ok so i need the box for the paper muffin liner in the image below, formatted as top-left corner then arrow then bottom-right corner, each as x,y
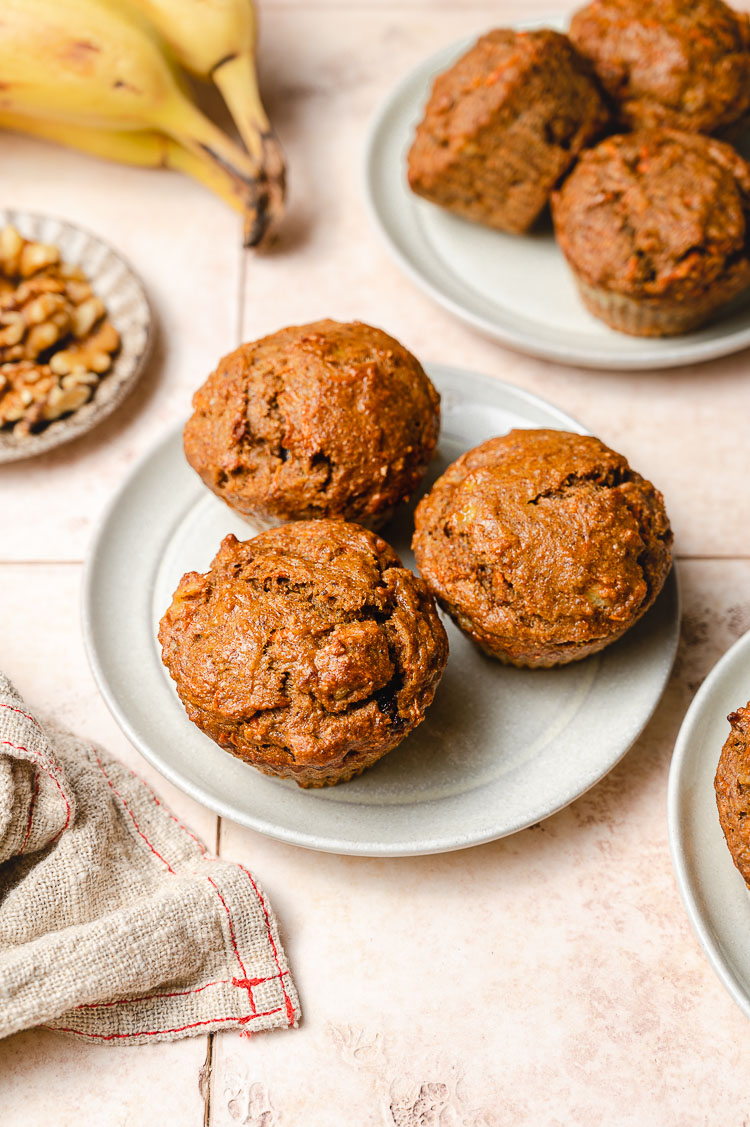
575,279 -> 738,338
0,210 -> 152,464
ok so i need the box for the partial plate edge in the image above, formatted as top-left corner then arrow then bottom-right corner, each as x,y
667,627 -> 750,1020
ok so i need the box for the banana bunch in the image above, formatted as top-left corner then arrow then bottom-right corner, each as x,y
0,0 -> 285,246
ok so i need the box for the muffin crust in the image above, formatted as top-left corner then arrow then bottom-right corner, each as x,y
716,704 -> 750,886
407,29 -> 609,234
570,0 -> 750,136
412,429 -> 672,668
184,320 -> 440,529
159,521 -> 449,787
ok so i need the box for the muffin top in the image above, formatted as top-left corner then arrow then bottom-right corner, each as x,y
410,28 -> 608,163
715,704 -> 750,886
183,319 -> 440,528
570,0 -> 750,135
552,130 -> 750,301
412,429 -> 672,665
158,521 -> 448,778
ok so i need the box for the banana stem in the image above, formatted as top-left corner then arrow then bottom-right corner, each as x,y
0,111 -> 247,220
212,52 -> 286,230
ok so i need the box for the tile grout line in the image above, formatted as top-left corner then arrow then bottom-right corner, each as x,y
236,234 -> 248,348
201,240 -> 248,1127
202,1035 -> 214,1127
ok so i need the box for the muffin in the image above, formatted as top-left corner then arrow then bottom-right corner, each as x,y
158,520 -> 449,787
570,0 -> 750,137
407,29 -> 610,235
552,130 -> 750,336
184,320 -> 440,529
412,429 -> 672,668
716,703 -> 750,886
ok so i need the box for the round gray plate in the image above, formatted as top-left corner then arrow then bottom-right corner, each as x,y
0,209 -> 152,463
364,22 -> 750,370
83,365 -> 680,856
669,629 -> 750,1019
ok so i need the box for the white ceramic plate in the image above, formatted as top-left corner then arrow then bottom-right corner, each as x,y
0,209 -> 152,463
83,365 -> 680,856
669,629 -> 750,1019
364,24 -> 750,370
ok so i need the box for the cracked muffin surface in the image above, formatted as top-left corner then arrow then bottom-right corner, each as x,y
158,520 -> 449,787
407,28 -> 610,234
551,130 -> 750,335
569,0 -> 750,137
183,319 -> 440,529
412,429 -> 672,668
715,704 -> 750,886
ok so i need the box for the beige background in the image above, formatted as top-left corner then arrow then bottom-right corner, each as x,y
1,1 -> 750,1123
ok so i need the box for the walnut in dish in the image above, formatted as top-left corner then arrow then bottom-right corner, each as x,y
0,226 -> 120,434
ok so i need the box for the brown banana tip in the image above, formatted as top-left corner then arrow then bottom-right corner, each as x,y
243,173 -> 286,248
243,191 -> 271,248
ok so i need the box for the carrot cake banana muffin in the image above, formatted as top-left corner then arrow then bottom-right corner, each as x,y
570,0 -> 750,137
412,429 -> 672,668
552,130 -> 750,336
159,520 -> 449,788
407,28 -> 610,235
716,703 -> 750,886
184,320 -> 440,530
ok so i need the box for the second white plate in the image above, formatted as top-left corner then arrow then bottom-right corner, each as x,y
83,365 -> 680,855
364,25 -> 750,370
669,629 -> 750,1020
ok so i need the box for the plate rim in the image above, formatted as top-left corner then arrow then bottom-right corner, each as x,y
0,208 -> 153,463
667,626 -> 750,1020
362,30 -> 750,372
82,364 -> 681,855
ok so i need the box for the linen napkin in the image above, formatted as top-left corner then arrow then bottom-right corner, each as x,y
0,672 -> 299,1044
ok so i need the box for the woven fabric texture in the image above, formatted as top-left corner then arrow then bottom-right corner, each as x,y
0,673 -> 300,1045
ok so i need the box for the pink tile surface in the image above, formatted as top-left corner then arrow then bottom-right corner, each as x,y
0,1031 -> 208,1127
0,1 -> 749,1123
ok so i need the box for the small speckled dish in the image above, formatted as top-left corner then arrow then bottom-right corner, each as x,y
0,209 -> 152,463
83,366 -> 680,856
669,629 -> 750,1020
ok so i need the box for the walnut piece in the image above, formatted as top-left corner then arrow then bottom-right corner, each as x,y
50,321 -> 120,375
0,362 -> 56,429
0,225 -> 120,435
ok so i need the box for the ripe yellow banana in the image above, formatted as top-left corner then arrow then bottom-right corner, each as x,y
0,0 -> 274,244
122,0 -> 285,219
0,111 -> 246,218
